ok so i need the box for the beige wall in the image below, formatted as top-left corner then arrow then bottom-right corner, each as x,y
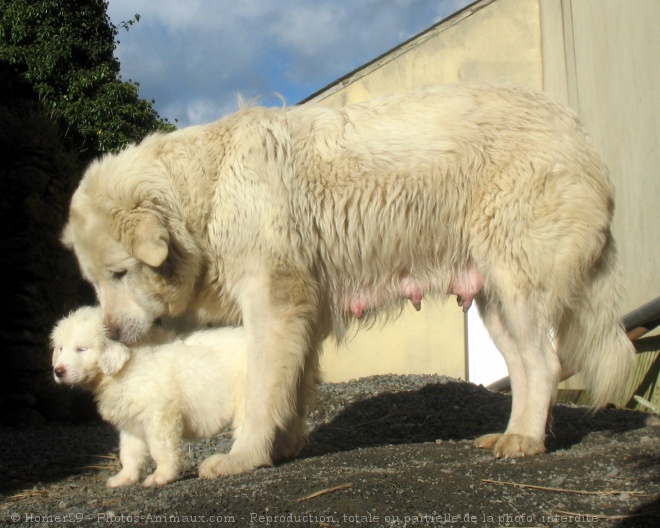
322,303 -> 466,382
306,0 -> 544,107
315,0 -> 660,382
540,0 -> 660,314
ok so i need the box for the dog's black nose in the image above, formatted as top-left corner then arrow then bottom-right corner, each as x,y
54,367 -> 66,379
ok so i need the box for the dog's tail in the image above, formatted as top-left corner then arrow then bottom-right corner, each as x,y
555,233 -> 635,408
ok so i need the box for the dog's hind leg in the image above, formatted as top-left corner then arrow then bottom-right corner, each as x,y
474,294 -> 560,457
107,430 -> 148,487
474,296 -> 526,451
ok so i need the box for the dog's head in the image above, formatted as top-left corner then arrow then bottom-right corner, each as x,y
51,306 -> 132,387
62,146 -> 203,344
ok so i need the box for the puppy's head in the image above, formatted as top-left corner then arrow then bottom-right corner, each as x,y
62,147 -> 203,345
51,306 -> 131,387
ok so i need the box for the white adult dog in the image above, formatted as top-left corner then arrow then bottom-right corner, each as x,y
51,306 -> 247,487
62,82 -> 634,477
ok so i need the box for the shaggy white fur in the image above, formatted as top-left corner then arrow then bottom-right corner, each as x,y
62,82 -> 634,476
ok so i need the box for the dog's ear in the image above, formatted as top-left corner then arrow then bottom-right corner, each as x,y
116,210 -> 170,268
99,341 -> 131,375
132,213 -> 170,267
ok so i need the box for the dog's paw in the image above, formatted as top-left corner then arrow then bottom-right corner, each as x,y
107,471 -> 140,488
143,471 -> 177,487
493,433 -> 545,458
198,453 -> 269,479
272,430 -> 307,462
474,433 -> 502,450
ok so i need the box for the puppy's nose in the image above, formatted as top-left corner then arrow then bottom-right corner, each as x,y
53,366 -> 66,380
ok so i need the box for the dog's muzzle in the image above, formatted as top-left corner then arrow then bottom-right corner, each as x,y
53,366 -> 66,382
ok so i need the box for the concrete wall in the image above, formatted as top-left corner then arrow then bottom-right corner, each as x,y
540,0 -> 660,314
314,0 -> 660,382
306,0 -> 544,105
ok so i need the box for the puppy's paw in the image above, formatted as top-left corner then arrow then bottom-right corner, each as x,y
198,453 -> 269,479
493,433 -> 545,458
143,471 -> 177,487
107,471 -> 140,488
474,433 -> 502,450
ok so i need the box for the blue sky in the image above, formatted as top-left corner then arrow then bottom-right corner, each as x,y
107,0 -> 472,127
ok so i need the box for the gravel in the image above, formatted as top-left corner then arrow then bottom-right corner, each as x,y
1,374 -> 658,527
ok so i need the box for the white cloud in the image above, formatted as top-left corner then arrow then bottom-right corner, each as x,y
163,97 -> 236,127
107,0 -> 471,127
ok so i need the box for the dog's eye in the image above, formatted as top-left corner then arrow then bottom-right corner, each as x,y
76,347 -> 88,353
112,270 -> 127,281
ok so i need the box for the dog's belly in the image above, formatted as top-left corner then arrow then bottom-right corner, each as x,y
345,266 -> 483,318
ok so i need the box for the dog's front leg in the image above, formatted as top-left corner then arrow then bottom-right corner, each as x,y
107,430 -> 148,487
143,407 -> 183,486
199,268 -> 320,478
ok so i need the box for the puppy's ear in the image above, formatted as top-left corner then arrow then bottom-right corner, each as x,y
116,210 -> 170,267
49,330 -> 61,364
99,341 -> 131,375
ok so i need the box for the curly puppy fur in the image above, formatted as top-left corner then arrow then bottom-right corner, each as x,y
51,306 -> 247,486
62,82 -> 634,475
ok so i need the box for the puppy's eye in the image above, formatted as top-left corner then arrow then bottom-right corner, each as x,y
76,347 -> 88,353
112,270 -> 127,281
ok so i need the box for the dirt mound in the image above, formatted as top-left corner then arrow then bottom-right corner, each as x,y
1,375 -> 658,527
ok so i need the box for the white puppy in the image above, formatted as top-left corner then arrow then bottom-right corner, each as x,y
51,306 -> 247,487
